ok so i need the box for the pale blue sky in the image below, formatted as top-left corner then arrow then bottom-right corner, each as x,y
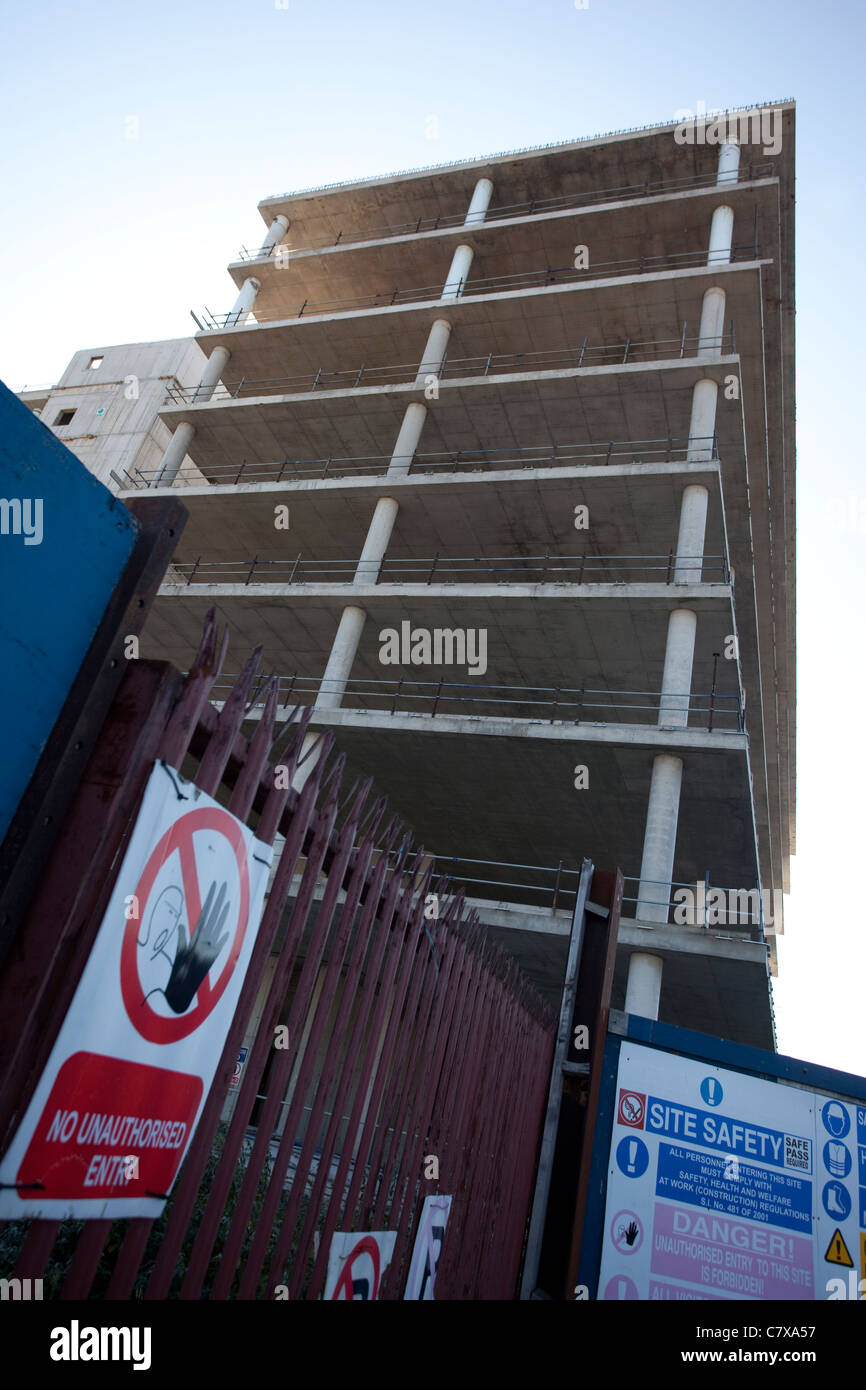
3,0 -> 864,1072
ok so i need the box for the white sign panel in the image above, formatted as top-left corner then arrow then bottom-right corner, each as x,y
404,1195 -> 452,1300
598,1043 -> 866,1301
325,1232 -> 398,1300
0,761 -> 272,1220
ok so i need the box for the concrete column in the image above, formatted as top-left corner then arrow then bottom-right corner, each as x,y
297,313 -> 442,788
155,422 -> 196,487
154,346 -> 233,485
624,952 -> 664,1020
414,317 -> 452,385
192,346 -> 231,403
686,378 -> 719,461
441,243 -> 474,301
717,141 -> 741,185
317,605 -> 367,709
226,276 -> 261,327
464,177 -> 494,226
261,213 -> 290,254
388,401 -> 428,476
658,609 -> 697,728
635,753 -> 683,922
355,497 -> 399,583
674,485 -> 709,583
707,205 -> 734,265
697,287 -> 726,357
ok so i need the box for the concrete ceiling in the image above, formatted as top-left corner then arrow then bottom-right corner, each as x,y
229,179 -> 778,316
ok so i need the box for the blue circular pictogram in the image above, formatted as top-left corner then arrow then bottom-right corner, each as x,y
616,1135 -> 649,1178
822,1180 -> 851,1221
700,1076 -> 723,1107
821,1101 -> 850,1139
823,1140 -> 852,1179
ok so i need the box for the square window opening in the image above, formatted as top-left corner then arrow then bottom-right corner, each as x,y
87,355 -> 104,370
55,408 -> 76,427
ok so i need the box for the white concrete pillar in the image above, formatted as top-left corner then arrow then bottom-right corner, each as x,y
707,205 -> 735,265
464,177 -> 494,226
697,287 -> 727,357
388,401 -> 428,476
441,243 -> 474,301
674,485 -> 709,584
658,609 -> 697,728
355,497 -> 399,583
624,952 -> 664,1020
192,345 -> 231,402
155,422 -> 196,487
317,605 -> 367,709
635,753 -> 683,922
686,378 -> 719,461
226,276 -> 261,327
261,213 -> 290,254
717,141 -> 740,185
296,320 -> 440,786
414,317 -> 452,386
154,345 -> 233,485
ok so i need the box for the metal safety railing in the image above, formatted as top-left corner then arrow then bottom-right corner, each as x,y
124,434 -> 720,488
386,855 -> 766,934
163,328 -> 737,405
621,874 -> 769,934
235,163 -> 775,259
210,671 -> 744,732
206,244 -> 759,328
165,550 -> 732,587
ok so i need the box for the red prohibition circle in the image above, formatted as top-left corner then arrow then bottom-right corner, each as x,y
331,1236 -> 382,1301
120,807 -> 250,1044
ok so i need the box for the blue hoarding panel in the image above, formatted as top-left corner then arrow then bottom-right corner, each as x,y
0,380 -> 138,840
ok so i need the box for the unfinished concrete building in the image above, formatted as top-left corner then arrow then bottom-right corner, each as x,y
123,105 -> 796,1050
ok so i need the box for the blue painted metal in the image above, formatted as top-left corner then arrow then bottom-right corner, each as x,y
577,1015 -> 866,1297
0,380 -> 138,841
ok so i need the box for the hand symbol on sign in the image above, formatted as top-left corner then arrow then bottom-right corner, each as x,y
624,1221 -> 639,1247
164,879 -> 231,1014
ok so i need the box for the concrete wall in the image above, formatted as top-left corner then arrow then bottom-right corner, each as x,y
34,338 -> 208,491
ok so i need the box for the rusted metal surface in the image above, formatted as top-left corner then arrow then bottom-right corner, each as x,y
0,612 -> 555,1299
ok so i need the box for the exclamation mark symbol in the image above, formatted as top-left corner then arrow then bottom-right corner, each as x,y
707,1079 -> 717,1103
833,1235 -> 841,1261
617,1279 -> 627,1299
627,1141 -> 637,1174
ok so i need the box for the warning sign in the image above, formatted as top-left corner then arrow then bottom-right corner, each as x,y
618,1090 -> 645,1129
598,1042 -> 866,1301
325,1233 -> 397,1300
120,805 -> 254,1044
0,762 -> 272,1220
229,1046 -> 248,1090
824,1228 -> 853,1267
404,1195 -> 452,1300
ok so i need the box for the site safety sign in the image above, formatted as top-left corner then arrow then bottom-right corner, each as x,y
0,761 -> 272,1219
597,1043 -> 866,1300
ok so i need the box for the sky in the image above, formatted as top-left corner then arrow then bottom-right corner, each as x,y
2,0 -> 864,1075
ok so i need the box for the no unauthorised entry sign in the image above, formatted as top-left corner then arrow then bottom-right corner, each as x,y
0,762 -> 272,1220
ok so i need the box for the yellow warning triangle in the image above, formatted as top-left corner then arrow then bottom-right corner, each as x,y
824,1228 -> 854,1267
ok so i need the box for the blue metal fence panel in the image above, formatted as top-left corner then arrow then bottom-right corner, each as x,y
0,380 -> 138,840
